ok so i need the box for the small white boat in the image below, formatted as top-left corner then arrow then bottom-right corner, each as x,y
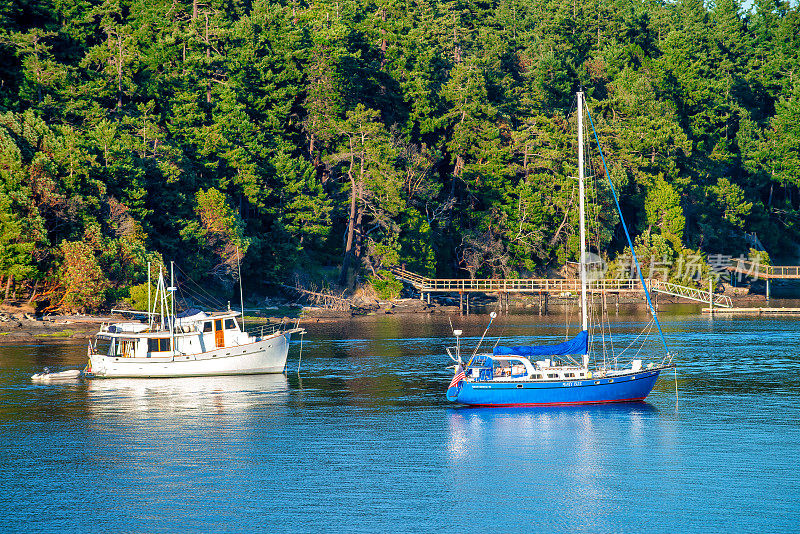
86,263 -> 304,378
31,368 -> 82,382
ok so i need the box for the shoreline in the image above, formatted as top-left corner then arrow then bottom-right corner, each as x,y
0,290 -> 772,344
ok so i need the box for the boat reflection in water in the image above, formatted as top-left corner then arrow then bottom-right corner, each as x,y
446,402 -> 658,463
444,403 -> 666,531
85,373 -> 290,418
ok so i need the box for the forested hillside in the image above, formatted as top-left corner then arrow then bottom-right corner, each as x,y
1,0 -> 799,310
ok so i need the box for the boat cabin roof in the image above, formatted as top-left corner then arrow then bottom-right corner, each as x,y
97,310 -> 242,339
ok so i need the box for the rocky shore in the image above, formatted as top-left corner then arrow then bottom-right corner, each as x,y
0,309 -> 102,343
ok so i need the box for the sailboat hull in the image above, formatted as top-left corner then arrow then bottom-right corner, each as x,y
449,369 -> 664,407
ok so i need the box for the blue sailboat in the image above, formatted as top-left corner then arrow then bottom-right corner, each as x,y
446,91 -> 674,407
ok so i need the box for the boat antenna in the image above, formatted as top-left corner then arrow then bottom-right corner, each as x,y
584,103 -> 670,356
237,246 -> 245,330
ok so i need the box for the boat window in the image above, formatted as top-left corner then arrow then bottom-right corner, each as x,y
547,373 -> 558,379
224,318 -> 238,330
121,339 -> 135,357
148,338 -> 172,352
203,322 -> 212,333
493,364 -> 512,377
565,373 -> 575,378
214,319 -> 223,331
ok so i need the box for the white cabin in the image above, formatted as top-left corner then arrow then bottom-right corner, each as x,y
97,310 -> 254,359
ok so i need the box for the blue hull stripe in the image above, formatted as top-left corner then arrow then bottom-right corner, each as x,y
452,370 -> 663,406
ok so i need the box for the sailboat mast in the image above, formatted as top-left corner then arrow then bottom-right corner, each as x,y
159,266 -> 165,330
577,92 -> 589,337
237,247 -> 244,330
170,261 -> 175,354
147,261 -> 151,329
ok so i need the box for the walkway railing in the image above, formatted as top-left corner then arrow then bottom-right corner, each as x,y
391,268 -> 426,286
648,279 -> 732,308
389,267 -> 728,306
728,259 -> 800,279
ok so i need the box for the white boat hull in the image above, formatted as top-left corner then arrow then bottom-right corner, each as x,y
88,331 -> 293,378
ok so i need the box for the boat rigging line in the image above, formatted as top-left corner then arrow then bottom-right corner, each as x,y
465,311 -> 497,369
585,104 -> 671,359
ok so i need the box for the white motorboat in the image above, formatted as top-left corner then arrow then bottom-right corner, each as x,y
86,263 -> 303,378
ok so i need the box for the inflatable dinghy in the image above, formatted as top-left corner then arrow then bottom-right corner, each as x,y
31,368 -> 82,382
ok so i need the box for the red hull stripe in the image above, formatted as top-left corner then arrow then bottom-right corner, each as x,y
463,396 -> 646,407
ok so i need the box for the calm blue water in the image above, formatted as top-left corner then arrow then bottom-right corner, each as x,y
1,310 -> 799,533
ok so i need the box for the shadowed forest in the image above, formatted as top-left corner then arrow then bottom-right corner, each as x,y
1,0 -> 799,310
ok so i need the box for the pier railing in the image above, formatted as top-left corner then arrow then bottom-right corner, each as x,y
415,277 -> 646,293
390,268 -> 729,307
728,259 -> 800,279
649,279 -> 732,308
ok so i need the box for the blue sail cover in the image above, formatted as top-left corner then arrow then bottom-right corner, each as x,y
493,330 -> 588,357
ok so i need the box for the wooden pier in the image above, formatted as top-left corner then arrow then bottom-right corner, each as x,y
727,258 -> 800,300
390,267 -> 732,314
728,259 -> 800,279
385,256 -> 800,314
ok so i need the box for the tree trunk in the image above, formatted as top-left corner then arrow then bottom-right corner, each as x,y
768,181 -> 773,208
4,275 -> 13,301
27,279 -> 39,303
380,7 -> 387,69
117,33 -> 123,111
353,178 -> 365,258
339,146 -> 359,287
205,14 -> 212,104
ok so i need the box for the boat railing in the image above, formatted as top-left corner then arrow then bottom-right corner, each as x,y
446,346 -> 458,362
243,322 -> 285,339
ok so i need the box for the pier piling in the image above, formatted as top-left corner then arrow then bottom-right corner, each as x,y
709,278 -> 713,316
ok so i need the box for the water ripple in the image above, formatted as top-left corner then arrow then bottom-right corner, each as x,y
1,311 -> 799,532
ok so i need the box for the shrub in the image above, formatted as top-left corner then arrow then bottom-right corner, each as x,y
369,270 -> 403,300
58,240 -> 109,312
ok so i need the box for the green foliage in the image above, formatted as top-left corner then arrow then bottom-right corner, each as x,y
769,84 -> 800,188
0,0 -> 797,304
58,240 -> 109,312
368,269 -> 403,300
708,177 -> 753,228
35,329 -> 75,338
644,176 -> 685,239
0,190 -> 36,281
398,208 -> 436,277
126,281 -> 155,311
749,247 -> 771,267
181,187 -> 250,282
